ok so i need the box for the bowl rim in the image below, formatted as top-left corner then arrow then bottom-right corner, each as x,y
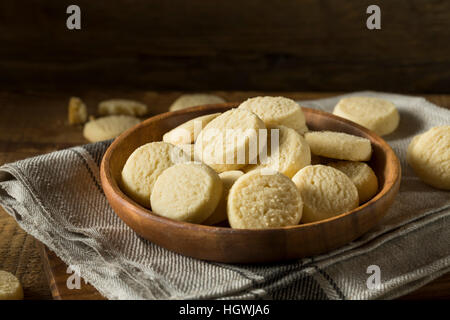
100,102 -> 401,235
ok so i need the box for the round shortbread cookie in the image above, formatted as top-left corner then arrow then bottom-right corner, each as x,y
304,131 -> 372,161
121,142 -> 189,207
83,115 -> 141,142
292,165 -> 359,223
227,169 -> 303,229
407,126 -> 450,190
98,99 -> 148,116
333,96 -> 399,136
244,125 -> 311,178
178,144 -> 195,161
203,170 -> 244,225
150,162 -> 223,223
238,96 -> 308,134
0,270 -> 24,300
310,154 -> 332,165
162,113 -> 220,145
328,161 -> 378,203
169,94 -> 226,112
194,109 -> 266,172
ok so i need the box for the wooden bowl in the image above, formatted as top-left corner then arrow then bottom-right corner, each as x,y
100,103 -> 401,263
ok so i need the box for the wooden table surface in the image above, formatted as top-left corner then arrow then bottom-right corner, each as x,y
0,90 -> 449,300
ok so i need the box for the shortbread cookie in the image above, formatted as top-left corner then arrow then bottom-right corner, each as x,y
121,142 -> 189,207
194,109 -> 266,172
304,131 -> 372,161
178,144 -> 195,161
162,113 -> 220,145
0,270 -> 24,300
68,97 -> 88,125
83,115 -> 140,142
203,170 -> 244,225
407,126 -> 450,190
150,163 -> 223,223
169,94 -> 226,112
333,96 -> 399,136
292,165 -> 359,223
238,96 -> 308,134
245,125 -> 311,178
329,161 -> 378,203
227,169 -> 303,229
98,99 -> 148,116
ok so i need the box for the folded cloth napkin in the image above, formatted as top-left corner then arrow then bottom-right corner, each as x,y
0,91 -> 449,300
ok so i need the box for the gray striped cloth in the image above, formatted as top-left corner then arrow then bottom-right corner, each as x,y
0,92 -> 449,300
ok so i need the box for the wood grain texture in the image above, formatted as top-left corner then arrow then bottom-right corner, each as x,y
0,90 -> 448,299
1,1 -> 450,92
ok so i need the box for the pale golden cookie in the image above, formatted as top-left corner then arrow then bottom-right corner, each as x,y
292,165 -> 359,223
150,162 -> 223,223
329,161 -> 378,203
304,131 -> 372,161
407,126 -> 450,190
121,142 -> 189,207
98,99 -> 148,116
203,170 -> 244,225
178,144 -> 195,161
333,96 -> 399,136
0,271 -> 24,300
68,97 -> 88,125
227,169 -> 303,229
238,96 -> 308,134
83,115 -> 140,142
244,125 -> 311,178
194,109 -> 266,172
162,113 -> 220,145
169,94 -> 226,112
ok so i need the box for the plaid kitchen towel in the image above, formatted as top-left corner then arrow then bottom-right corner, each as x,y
0,91 -> 449,300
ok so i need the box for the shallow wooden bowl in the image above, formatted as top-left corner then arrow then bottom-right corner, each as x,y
100,103 -> 401,263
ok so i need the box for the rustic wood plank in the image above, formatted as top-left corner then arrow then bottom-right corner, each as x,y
1,1 -> 450,92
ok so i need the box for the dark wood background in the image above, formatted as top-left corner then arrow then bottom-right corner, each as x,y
1,0 -> 450,92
